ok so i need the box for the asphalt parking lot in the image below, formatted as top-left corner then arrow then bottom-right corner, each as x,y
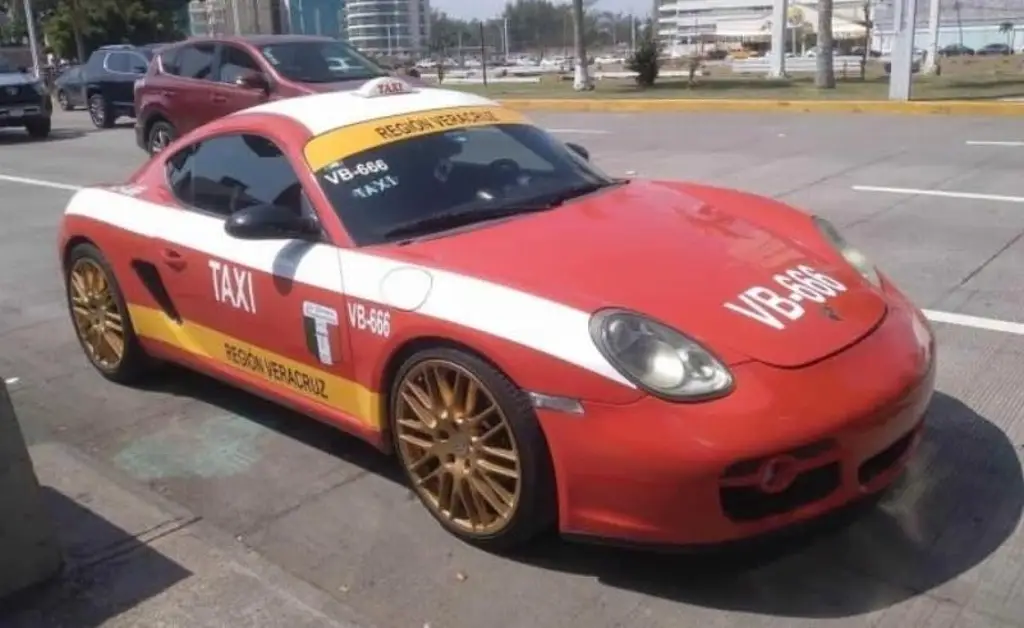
2,108 -> 1023,628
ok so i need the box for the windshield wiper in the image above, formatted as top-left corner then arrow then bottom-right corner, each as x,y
383,205 -> 556,241
511,180 -> 620,210
382,181 -> 620,241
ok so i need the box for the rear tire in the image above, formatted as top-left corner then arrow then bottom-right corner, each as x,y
65,243 -> 153,384
88,93 -> 114,129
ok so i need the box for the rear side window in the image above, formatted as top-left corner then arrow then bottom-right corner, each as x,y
158,47 -> 181,75
175,44 -> 216,80
104,52 -> 129,73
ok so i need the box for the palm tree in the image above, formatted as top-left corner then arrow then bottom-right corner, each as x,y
815,0 -> 836,88
571,0 -> 593,90
999,22 -> 1015,50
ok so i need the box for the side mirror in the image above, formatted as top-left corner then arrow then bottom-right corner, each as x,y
234,70 -> 270,92
17,66 -> 27,73
225,204 -> 319,240
566,142 -> 590,161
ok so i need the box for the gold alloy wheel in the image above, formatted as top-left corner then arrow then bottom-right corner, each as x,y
395,360 -> 522,535
69,258 -> 126,370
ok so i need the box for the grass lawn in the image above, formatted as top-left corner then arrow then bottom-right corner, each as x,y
445,56 -> 1024,101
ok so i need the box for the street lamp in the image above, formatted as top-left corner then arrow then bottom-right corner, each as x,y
21,0 -> 42,78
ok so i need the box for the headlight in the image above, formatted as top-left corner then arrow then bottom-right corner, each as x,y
590,309 -> 733,401
812,216 -> 881,287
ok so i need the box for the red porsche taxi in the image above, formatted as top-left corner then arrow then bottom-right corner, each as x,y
58,77 -> 936,551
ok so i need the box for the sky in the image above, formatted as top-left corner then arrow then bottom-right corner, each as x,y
431,0 -> 651,21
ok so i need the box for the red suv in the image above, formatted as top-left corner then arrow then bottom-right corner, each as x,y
134,34 -> 407,155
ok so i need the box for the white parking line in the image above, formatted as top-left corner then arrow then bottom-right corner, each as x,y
852,185 -> 1024,204
965,140 -> 1024,147
0,173 -> 82,192
2,170 -> 1024,338
923,310 -> 1024,336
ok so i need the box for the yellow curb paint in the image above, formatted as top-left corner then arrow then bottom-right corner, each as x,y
495,98 -> 1024,116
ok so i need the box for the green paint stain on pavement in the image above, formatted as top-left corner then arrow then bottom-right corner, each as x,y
113,414 -> 266,480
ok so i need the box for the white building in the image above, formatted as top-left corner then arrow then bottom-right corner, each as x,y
188,0 -> 279,36
657,0 -> 1024,54
346,0 -> 430,56
656,0 -> 871,51
872,0 -> 1023,52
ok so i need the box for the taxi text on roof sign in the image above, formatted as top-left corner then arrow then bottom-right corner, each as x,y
354,76 -> 418,98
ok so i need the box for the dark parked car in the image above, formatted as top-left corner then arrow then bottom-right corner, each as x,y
940,44 -> 975,56
84,43 -> 169,129
0,56 -> 53,139
133,34 -> 405,154
978,43 -> 1013,55
53,64 -> 87,110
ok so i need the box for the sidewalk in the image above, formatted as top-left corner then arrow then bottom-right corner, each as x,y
0,442 -> 374,628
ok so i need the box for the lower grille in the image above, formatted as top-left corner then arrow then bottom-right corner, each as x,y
0,84 -> 40,105
721,462 -> 841,521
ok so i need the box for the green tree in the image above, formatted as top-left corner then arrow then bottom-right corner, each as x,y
7,0 -> 186,62
999,21 -> 1015,49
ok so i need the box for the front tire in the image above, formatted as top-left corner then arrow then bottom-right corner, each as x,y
147,120 -> 176,155
390,347 -> 557,551
88,93 -> 114,129
65,243 -> 152,384
25,118 -> 51,139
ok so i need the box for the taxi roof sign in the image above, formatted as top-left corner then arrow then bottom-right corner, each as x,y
354,76 -> 417,98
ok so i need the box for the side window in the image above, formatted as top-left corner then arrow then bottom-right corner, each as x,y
167,144 -> 196,203
166,134 -> 305,218
159,48 -> 181,75
176,44 -> 216,81
217,46 -> 261,84
104,52 -> 129,73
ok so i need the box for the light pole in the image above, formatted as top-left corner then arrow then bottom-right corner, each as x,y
924,0 -> 941,73
22,0 -> 42,78
231,0 -> 243,34
503,17 -> 510,62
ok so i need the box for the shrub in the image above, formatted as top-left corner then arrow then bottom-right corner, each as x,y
627,38 -> 661,87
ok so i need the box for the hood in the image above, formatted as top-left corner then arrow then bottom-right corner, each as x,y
388,180 -> 887,369
0,72 -> 34,87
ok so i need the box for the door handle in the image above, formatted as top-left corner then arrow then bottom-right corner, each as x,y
161,248 -> 187,270
210,94 -> 227,103
160,89 -> 176,97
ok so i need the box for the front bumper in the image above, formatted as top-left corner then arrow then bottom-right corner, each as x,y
540,282 -> 936,547
0,91 -> 52,127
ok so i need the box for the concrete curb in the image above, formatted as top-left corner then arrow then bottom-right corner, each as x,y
497,98 -> 1024,116
17,442 -> 376,628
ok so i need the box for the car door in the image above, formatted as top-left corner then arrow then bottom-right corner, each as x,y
103,51 -> 147,110
155,132 -> 363,425
164,42 -> 219,134
207,44 -> 270,115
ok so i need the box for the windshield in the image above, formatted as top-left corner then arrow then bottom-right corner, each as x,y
0,57 -> 16,73
306,107 -> 616,246
259,40 -> 387,83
